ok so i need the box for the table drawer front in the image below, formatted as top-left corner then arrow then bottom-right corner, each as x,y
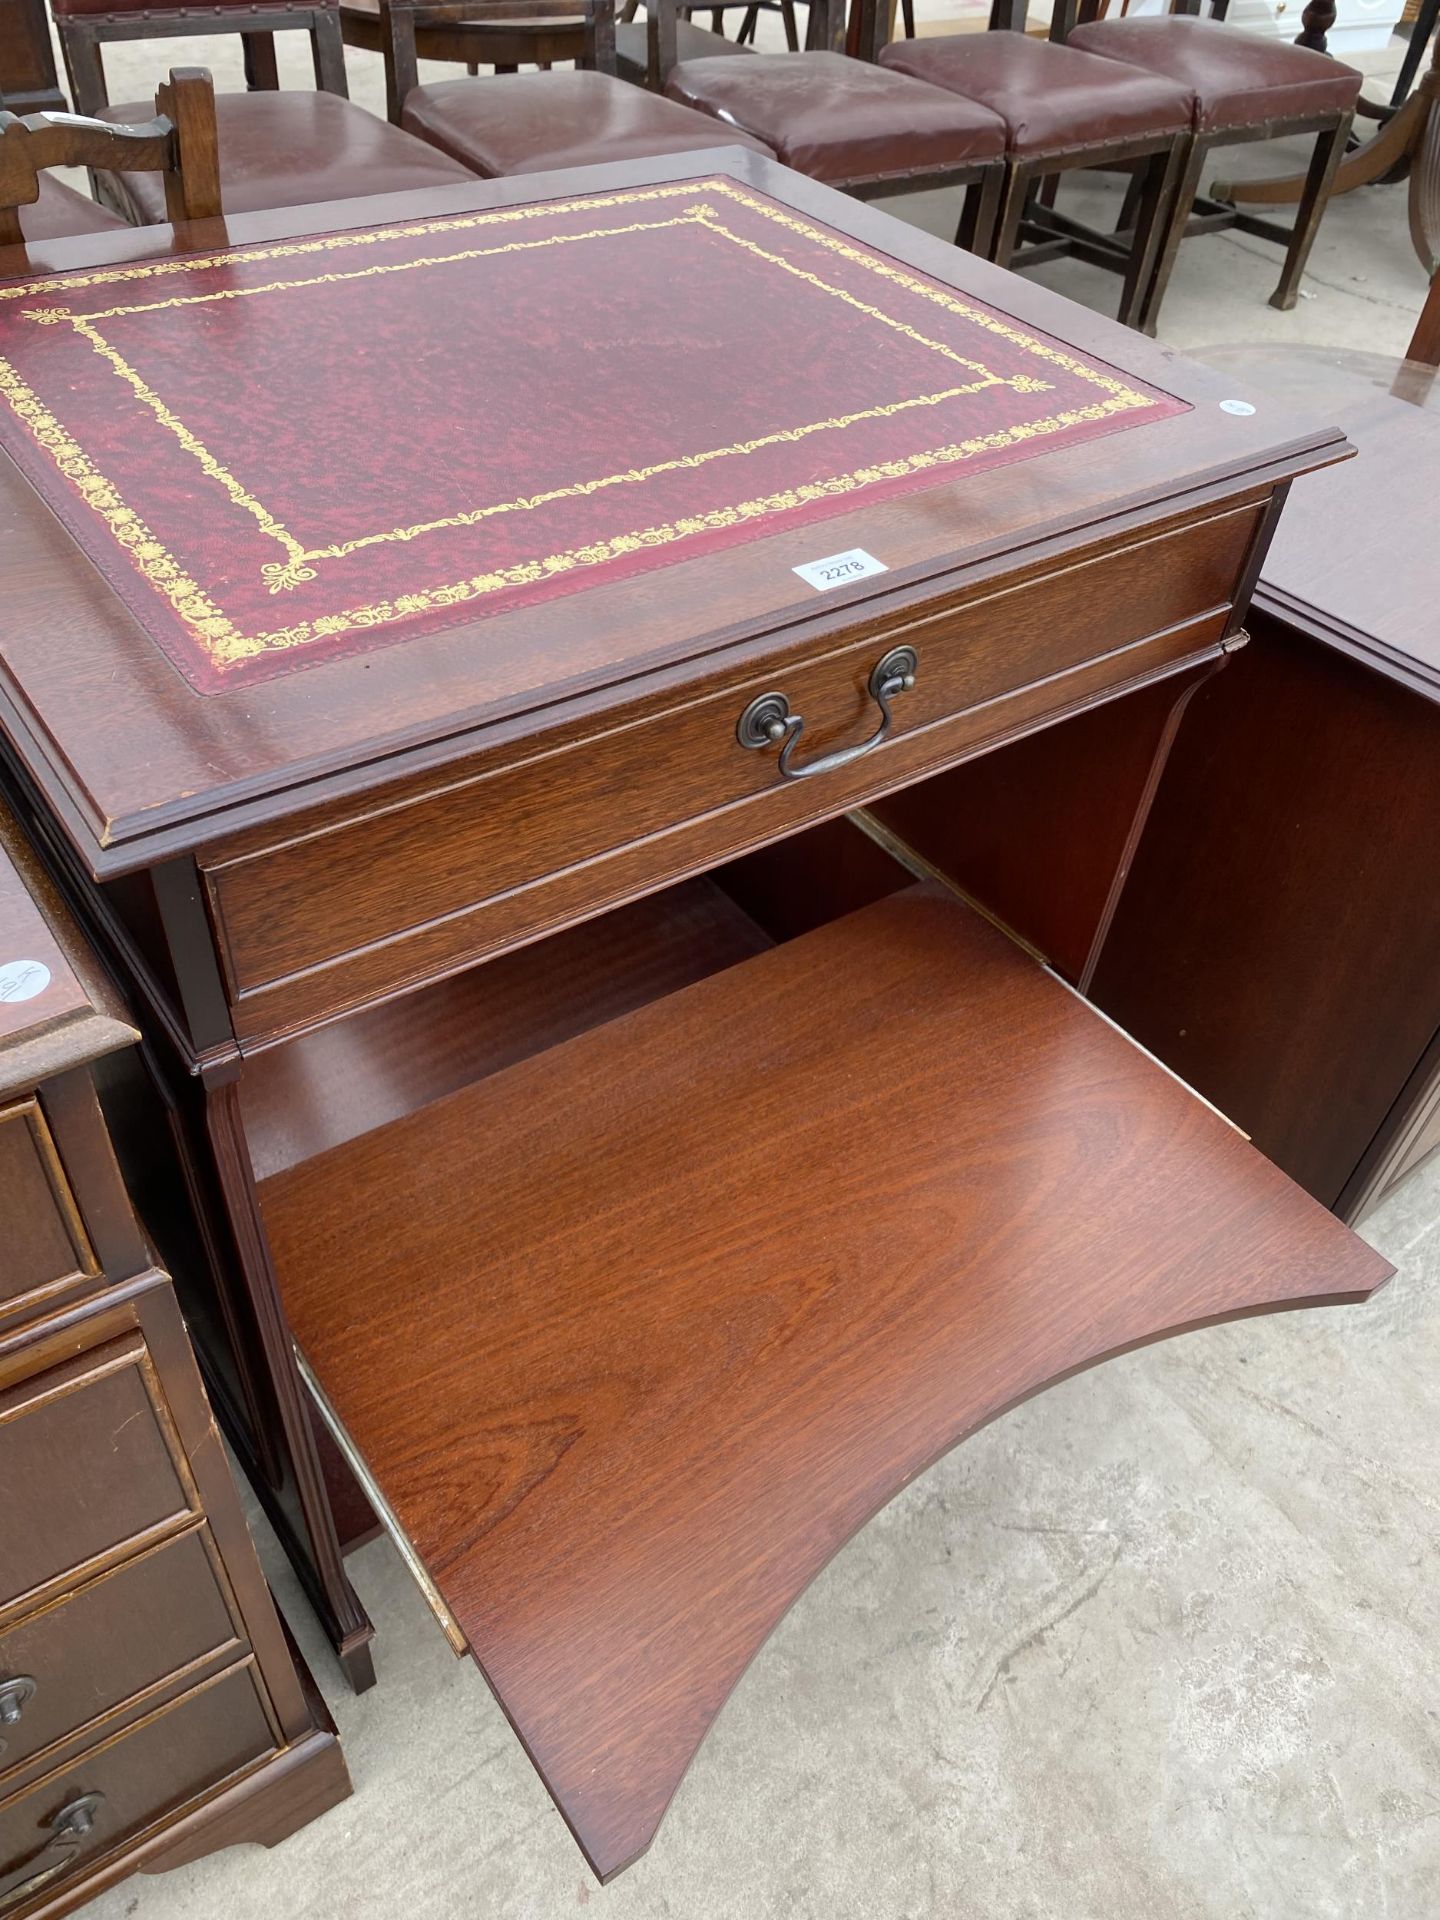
209,503 -> 1261,1040
0,1103 -> 96,1321
0,1662 -> 274,1910
0,1530 -> 241,1779
0,1336 -> 196,1615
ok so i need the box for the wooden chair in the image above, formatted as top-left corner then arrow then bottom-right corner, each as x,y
379,0 -> 775,174
616,0 -> 755,90
870,0 -> 1194,325
659,0 -> 1007,247
1062,0 -> 1360,325
49,0 -> 477,223
0,66 -> 220,249
1214,21 -> 1440,284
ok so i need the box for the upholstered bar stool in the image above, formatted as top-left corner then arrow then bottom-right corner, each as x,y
877,14 -> 1195,327
382,0 -> 775,173
661,0 -> 1007,248
1064,3 -> 1360,324
51,0 -> 477,223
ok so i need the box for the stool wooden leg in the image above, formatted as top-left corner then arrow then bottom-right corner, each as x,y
1136,133 -> 1207,336
1268,110 -> 1353,309
1118,138 -> 1185,330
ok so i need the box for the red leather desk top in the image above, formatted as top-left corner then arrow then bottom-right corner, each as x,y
0,178 -> 1185,694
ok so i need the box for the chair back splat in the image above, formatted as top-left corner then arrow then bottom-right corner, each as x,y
52,0 -> 350,116
380,0 -> 612,124
0,66 -> 221,249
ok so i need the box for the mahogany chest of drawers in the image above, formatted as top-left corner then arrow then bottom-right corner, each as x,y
0,809 -> 349,1917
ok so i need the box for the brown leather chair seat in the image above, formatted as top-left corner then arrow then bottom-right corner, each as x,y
401,69 -> 773,175
18,176 -> 129,242
97,89 -> 476,223
1065,15 -> 1361,132
879,33 -> 1195,155
664,50 -> 1006,186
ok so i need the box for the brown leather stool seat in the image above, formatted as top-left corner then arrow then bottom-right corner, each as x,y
879,32 -> 1194,327
402,69 -> 774,175
1065,15 -> 1361,132
879,33 -> 1195,156
18,176 -> 128,242
664,50 -> 1007,186
97,89 -> 476,223
1060,12 -> 1360,323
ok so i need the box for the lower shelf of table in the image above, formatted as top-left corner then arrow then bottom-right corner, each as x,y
253,815 -> 1389,1882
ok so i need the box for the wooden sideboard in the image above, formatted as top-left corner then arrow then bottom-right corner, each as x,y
0,151 -> 1392,1878
924,346 -> 1440,1223
0,807 -> 349,1917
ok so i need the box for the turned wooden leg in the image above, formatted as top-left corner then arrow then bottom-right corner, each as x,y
1269,111 -> 1353,309
1296,0 -> 1335,51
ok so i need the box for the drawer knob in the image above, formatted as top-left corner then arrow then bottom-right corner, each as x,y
737,646 -> 918,783
0,1677 -> 35,1726
0,1793 -> 103,1907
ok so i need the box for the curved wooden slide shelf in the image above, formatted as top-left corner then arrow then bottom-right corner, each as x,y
261,884 -> 1390,1881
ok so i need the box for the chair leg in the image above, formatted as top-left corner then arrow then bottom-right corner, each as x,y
901,0 -> 916,33
990,160 -> 1032,268
1135,134 -> 1207,337
1117,138 -> 1184,330
1115,160 -> 1147,238
956,163 -> 1005,258
780,0 -> 801,48
1268,110 -> 1353,310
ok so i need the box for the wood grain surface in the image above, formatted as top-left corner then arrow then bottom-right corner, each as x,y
0,150 -> 1349,876
261,884 -> 1390,1880
1202,343 -> 1440,697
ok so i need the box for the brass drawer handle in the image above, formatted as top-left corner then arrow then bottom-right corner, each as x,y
0,1793 -> 103,1908
737,646 -> 918,782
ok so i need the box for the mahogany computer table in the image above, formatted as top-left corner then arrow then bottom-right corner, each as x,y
0,149 -> 1389,1881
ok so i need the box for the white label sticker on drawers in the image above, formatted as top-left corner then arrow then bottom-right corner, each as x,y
793,548 -> 888,592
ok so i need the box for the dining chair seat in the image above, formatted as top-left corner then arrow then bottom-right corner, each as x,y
401,68 -> 772,176
19,175 -> 128,241
664,50 -> 1007,187
97,88 -> 475,223
1065,15 -> 1360,133
879,33 -> 1195,156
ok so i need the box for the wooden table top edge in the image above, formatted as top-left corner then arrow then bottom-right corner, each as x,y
0,149 -> 1356,878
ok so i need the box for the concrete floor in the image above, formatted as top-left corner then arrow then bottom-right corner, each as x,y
67,24 -> 1439,1920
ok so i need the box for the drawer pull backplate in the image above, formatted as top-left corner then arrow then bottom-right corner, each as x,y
737,646 -> 918,783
